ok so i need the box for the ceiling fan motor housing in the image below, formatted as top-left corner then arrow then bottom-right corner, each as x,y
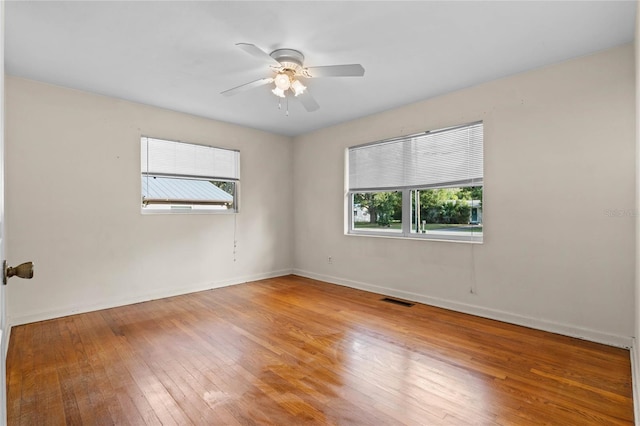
270,48 -> 305,74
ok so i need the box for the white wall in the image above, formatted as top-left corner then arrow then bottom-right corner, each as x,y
5,76 -> 293,325
293,44 -> 636,347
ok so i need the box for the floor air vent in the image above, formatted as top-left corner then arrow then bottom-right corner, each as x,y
380,297 -> 415,307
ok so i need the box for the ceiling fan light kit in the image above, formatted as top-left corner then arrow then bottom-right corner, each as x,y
221,43 -> 365,113
272,65 -> 307,98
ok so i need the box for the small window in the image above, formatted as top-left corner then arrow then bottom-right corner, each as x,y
141,137 -> 239,213
347,122 -> 483,242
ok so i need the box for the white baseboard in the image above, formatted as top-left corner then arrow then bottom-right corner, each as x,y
7,268 -> 293,327
631,339 -> 640,426
293,269 -> 633,349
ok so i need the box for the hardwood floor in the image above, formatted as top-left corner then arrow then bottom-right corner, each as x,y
6,275 -> 634,425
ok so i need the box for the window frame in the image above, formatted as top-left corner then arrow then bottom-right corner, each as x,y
140,136 -> 240,215
346,122 -> 483,243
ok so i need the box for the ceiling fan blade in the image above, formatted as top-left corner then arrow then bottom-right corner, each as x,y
221,78 -> 274,97
236,43 -> 281,67
305,64 -> 365,78
297,90 -> 320,112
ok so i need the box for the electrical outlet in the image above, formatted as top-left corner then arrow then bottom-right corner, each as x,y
328,256 -> 333,264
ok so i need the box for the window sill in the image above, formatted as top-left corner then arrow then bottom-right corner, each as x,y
141,208 -> 237,215
345,230 -> 483,244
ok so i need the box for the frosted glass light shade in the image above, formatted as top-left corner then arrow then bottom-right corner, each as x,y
271,87 -> 286,98
291,79 -> 306,96
274,73 -> 291,90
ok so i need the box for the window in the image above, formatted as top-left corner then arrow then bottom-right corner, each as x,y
347,122 -> 483,242
353,191 -> 403,233
141,137 -> 239,213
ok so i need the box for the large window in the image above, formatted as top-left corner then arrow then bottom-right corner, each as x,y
141,137 -> 240,213
348,122 -> 483,242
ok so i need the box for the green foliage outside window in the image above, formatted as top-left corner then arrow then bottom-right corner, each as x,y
354,187 -> 482,227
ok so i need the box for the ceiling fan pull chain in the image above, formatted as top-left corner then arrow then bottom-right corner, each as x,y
286,97 -> 289,117
278,98 -> 282,110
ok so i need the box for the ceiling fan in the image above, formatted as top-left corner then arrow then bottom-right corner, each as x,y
221,43 -> 365,112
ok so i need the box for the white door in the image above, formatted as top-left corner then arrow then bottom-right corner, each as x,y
0,5 -> 35,422
0,2 -> 7,423
0,1 -> 7,422
0,5 -> 35,421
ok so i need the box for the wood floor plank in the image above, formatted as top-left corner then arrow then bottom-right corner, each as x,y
6,275 -> 634,425
79,311 -> 150,425
6,326 -> 23,423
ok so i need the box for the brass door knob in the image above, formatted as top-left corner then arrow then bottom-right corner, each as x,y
3,261 -> 34,285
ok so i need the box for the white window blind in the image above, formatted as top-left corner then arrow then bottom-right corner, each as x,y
348,122 -> 483,191
141,137 -> 240,181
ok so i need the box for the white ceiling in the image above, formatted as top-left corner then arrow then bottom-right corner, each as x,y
5,1 -> 637,137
